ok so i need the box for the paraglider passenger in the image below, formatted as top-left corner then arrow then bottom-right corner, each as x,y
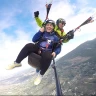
6,20 -> 61,85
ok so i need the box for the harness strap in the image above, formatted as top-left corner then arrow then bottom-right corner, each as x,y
39,47 -> 52,53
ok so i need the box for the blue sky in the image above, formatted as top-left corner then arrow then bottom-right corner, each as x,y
0,0 -> 96,78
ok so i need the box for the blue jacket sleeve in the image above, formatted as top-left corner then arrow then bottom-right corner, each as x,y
32,31 -> 43,42
54,45 -> 61,55
53,36 -> 61,55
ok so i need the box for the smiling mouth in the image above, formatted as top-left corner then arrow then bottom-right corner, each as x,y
47,28 -> 52,30
46,28 -> 53,31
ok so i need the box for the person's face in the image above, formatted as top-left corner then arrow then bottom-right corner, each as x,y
58,22 -> 65,29
45,23 -> 54,32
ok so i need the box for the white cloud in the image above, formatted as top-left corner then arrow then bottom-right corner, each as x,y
0,28 -> 33,77
48,1 -> 75,21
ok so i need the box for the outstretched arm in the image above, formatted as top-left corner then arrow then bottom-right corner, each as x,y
34,11 -> 43,27
62,30 -> 74,42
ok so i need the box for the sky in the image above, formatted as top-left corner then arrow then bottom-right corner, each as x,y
0,0 -> 96,78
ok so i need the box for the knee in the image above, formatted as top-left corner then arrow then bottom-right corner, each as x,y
24,43 -> 34,48
44,54 -> 52,60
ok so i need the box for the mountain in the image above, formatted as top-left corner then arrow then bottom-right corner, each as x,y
0,38 -> 96,95
56,38 -> 96,95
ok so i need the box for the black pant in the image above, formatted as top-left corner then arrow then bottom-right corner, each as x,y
15,43 -> 53,75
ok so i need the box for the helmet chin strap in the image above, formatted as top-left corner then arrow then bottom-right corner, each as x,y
57,25 -> 64,33
58,25 -> 63,30
59,27 -> 63,30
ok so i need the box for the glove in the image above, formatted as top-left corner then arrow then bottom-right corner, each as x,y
67,30 -> 74,39
41,20 -> 47,27
42,21 -> 46,27
34,11 -> 39,17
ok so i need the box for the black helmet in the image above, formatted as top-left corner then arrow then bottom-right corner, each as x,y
56,18 -> 66,26
45,20 -> 55,29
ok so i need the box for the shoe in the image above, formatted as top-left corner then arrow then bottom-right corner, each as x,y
36,69 -> 40,73
34,73 -> 43,85
5,62 -> 22,70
